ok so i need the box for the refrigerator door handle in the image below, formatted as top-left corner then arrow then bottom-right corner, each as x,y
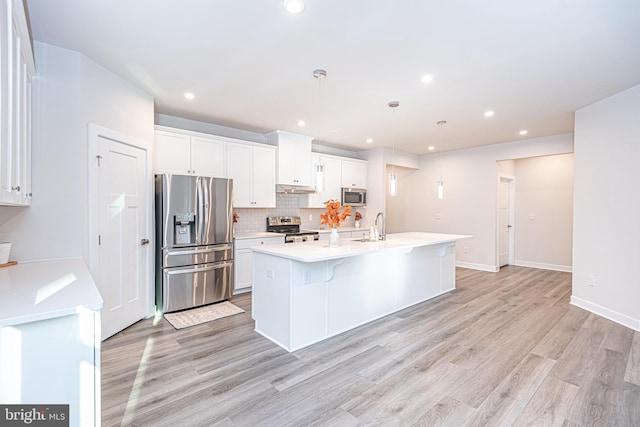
202,178 -> 210,244
196,176 -> 204,245
165,244 -> 233,256
165,261 -> 233,275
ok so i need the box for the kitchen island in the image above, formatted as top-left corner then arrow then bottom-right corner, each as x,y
251,232 -> 470,352
0,258 -> 103,426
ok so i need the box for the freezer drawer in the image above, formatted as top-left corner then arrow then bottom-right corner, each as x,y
162,260 -> 233,313
163,244 -> 233,268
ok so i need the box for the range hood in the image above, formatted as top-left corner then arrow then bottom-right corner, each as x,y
276,184 -> 317,194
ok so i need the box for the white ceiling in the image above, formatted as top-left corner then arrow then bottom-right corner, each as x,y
26,0 -> 640,154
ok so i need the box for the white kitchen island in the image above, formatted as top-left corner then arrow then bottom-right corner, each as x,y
0,258 -> 103,427
251,232 -> 470,352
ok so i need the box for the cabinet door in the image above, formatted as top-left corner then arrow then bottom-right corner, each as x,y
234,237 -> 282,293
234,248 -> 253,292
341,159 -> 368,189
226,143 -> 253,207
155,131 -> 191,174
252,145 -> 276,208
277,133 -> 312,186
308,155 -> 341,208
0,0 -> 10,203
191,136 -> 225,177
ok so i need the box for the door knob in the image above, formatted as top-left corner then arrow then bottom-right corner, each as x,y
141,238 -> 150,245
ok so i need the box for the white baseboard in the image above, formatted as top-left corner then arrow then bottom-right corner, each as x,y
571,295 -> 640,331
514,260 -> 572,272
456,261 -> 498,272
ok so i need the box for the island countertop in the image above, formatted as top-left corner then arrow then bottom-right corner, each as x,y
0,257 -> 104,327
250,231 -> 471,262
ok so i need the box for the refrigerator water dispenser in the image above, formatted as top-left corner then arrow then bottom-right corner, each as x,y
174,212 -> 196,245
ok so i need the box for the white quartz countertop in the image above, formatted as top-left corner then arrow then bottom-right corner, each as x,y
250,232 -> 472,262
0,258 -> 104,327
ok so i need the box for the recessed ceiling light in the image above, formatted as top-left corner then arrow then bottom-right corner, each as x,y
519,130 -> 528,135
420,74 -> 434,84
297,120 -> 305,127
184,92 -> 195,100
366,138 -> 373,144
484,110 -> 495,117
428,146 -> 435,151
284,0 -> 304,14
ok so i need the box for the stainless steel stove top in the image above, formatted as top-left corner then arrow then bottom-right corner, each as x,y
266,216 -> 319,243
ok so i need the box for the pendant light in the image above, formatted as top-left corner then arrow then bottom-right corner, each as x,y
436,120 -> 446,199
313,69 -> 327,192
388,101 -> 399,197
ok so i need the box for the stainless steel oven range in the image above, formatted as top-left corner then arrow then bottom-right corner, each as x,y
266,216 -> 320,243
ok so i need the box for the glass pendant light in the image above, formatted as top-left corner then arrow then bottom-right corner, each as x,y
388,101 -> 399,197
313,69 -> 327,192
437,120 -> 446,199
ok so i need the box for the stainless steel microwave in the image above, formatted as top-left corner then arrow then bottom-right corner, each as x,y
342,187 -> 366,207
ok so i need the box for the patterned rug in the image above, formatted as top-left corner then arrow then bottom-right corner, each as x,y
164,301 -> 245,329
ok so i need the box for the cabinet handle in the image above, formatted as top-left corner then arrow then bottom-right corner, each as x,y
141,238 -> 150,245
11,185 -> 20,192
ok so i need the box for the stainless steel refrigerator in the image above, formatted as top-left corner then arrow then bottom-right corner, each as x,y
155,174 -> 234,313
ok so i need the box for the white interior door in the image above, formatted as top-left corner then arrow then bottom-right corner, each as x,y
498,177 -> 514,267
89,125 -> 150,340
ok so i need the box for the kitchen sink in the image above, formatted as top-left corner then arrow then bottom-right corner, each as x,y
351,237 -> 381,243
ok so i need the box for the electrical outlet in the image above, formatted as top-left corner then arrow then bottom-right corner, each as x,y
529,213 -> 536,220
266,269 -> 274,279
463,246 -> 469,254
435,213 -> 442,220
588,275 -> 596,287
308,214 -> 313,221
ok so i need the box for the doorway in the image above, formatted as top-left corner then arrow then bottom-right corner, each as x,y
88,124 -> 152,339
498,175 -> 515,268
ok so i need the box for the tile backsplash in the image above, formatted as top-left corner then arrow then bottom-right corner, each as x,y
233,193 -> 368,232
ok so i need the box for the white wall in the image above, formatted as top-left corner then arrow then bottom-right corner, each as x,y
572,84 -> 640,331
0,43 -> 83,261
0,42 -> 154,262
513,154 -> 574,271
411,134 -> 574,271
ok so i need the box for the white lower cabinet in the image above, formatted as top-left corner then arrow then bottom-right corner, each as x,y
234,236 -> 282,293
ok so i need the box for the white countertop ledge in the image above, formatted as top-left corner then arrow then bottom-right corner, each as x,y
0,258 -> 104,327
251,232 -> 471,262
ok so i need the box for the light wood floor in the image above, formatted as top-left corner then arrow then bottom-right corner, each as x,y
102,266 -> 640,426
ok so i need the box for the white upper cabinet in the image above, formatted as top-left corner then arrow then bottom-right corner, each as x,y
266,130 -> 313,186
155,128 -> 225,177
0,0 -> 35,206
226,141 -> 275,208
341,158 -> 368,189
305,154 -> 342,208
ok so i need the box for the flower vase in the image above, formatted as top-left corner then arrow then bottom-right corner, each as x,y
329,227 -> 340,248
355,220 -> 360,228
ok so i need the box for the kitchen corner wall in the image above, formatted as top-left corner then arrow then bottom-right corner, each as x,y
0,42 -> 154,262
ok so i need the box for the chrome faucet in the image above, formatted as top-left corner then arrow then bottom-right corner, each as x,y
375,212 -> 386,241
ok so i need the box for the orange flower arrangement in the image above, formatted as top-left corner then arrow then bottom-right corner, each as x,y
320,199 -> 352,228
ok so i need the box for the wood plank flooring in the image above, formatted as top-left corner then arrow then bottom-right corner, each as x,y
102,266 -> 640,426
